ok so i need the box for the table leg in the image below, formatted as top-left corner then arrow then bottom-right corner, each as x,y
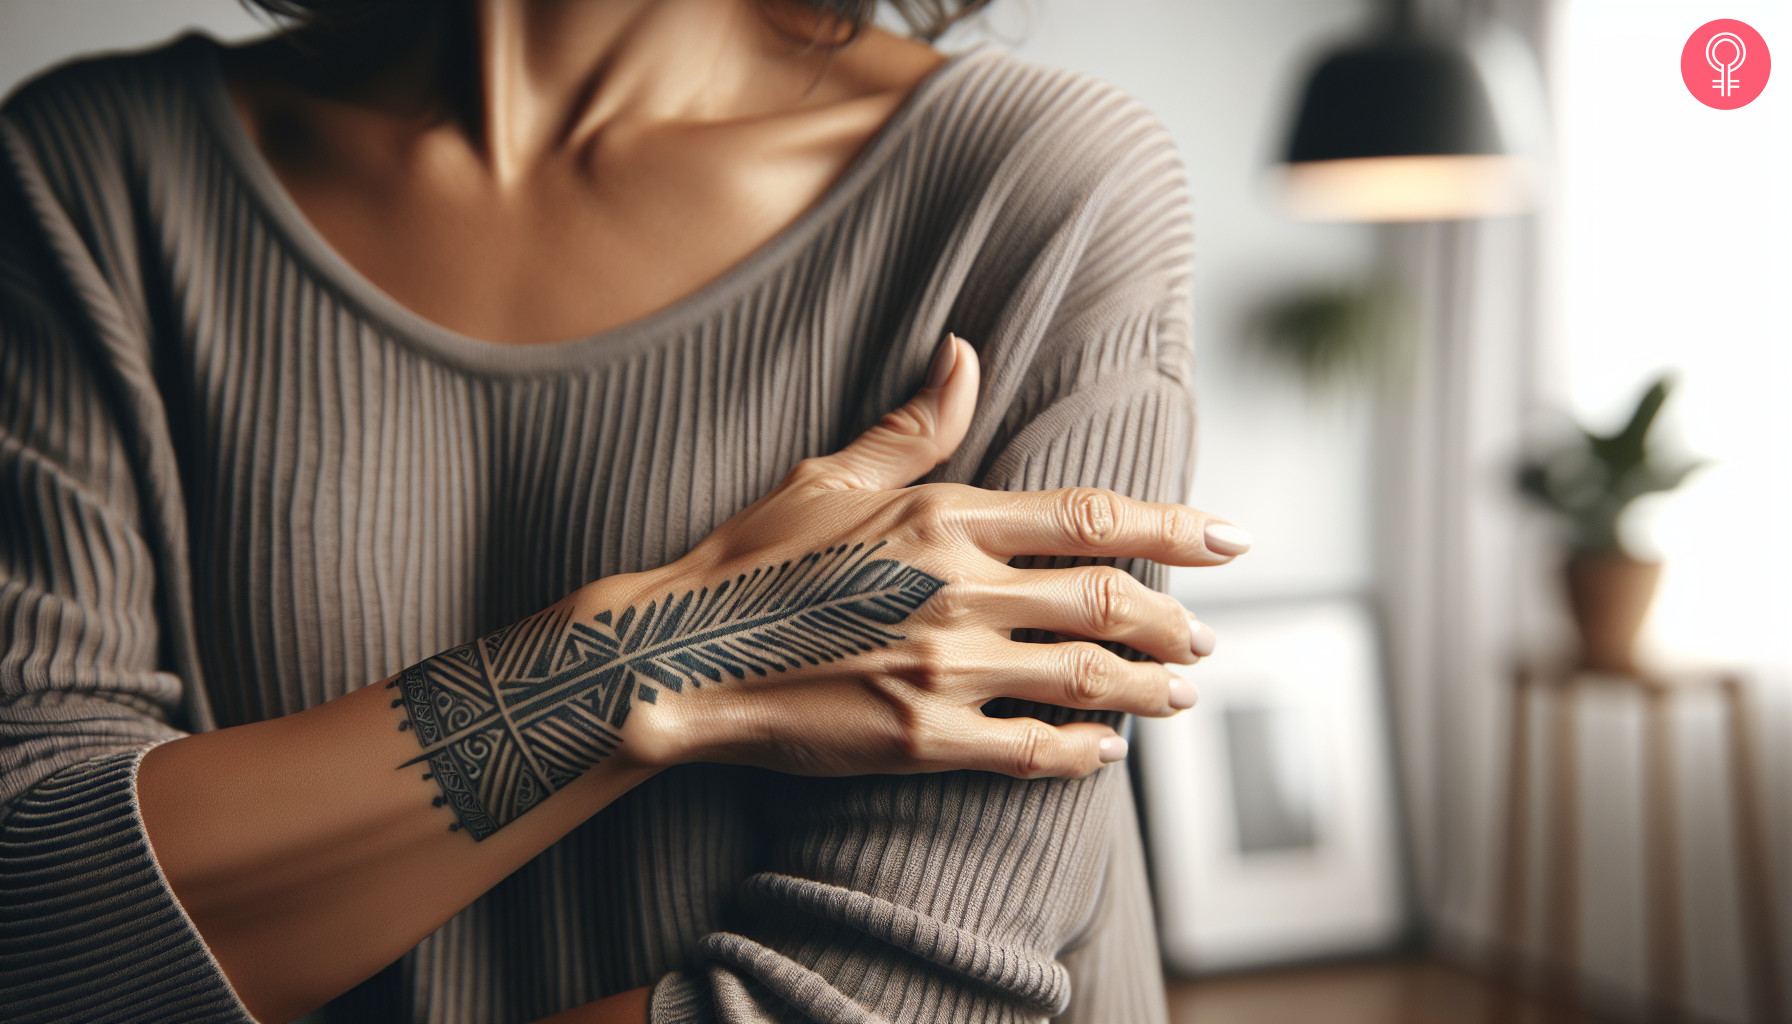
1725,677 -> 1784,1024
1645,684 -> 1685,1024
1492,670 -> 1535,1022
1546,679 -> 1581,1019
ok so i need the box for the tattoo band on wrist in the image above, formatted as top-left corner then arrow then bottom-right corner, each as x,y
388,541 -> 945,839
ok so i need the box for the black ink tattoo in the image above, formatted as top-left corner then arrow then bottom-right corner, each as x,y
390,541 -> 944,839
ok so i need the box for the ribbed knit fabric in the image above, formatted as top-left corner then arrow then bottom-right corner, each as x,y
0,31 -> 1194,1024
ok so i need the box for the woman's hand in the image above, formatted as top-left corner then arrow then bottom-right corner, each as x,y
122,332 -> 1238,1022
601,333 -> 1248,780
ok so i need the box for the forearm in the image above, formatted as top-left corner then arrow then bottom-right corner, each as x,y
122,333 -> 1208,1024
136,569 -> 669,1024
530,987 -> 651,1024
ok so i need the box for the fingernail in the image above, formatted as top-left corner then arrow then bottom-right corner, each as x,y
1168,676 -> 1198,710
1188,614 -> 1217,658
1204,522 -> 1253,556
1099,735 -> 1130,763
925,333 -> 959,389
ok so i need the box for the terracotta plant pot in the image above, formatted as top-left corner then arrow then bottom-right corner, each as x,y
1562,552 -> 1663,673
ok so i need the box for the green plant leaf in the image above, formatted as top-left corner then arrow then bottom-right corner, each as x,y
1243,280 -> 1412,393
1589,374 -> 1671,479
1515,370 -> 1702,561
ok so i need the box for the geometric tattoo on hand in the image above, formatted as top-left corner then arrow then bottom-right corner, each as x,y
389,541 -> 944,839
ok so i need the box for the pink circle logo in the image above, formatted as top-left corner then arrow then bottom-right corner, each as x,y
1682,20 -> 1770,109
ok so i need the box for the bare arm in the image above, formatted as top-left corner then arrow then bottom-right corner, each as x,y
128,336 -> 1232,1023
529,987 -> 651,1024
136,573 -> 667,1024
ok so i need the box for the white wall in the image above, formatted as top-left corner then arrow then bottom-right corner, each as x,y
1374,5 -> 1792,1023
1514,4 -> 1792,1019
957,1 -> 1381,607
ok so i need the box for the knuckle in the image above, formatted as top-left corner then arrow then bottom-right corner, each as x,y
1085,567 -> 1135,635
1161,607 -> 1188,655
1065,643 -> 1113,705
1062,487 -> 1121,548
905,639 -> 952,692
785,456 -> 830,486
1162,505 -> 1200,554
875,405 -> 934,441
920,580 -> 971,625
1011,721 -> 1058,778
914,663 -> 950,693
902,487 -> 957,541
895,723 -> 935,764
903,487 -> 960,534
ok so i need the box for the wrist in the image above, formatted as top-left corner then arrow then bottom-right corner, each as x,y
566,554 -> 719,771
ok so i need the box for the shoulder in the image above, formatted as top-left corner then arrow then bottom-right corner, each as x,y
2,31 -> 212,141
904,47 -> 1190,228
888,46 -> 1193,311
1,33 -> 224,311
890,48 -> 1194,349
1,31 -> 219,226
883,52 -> 1197,477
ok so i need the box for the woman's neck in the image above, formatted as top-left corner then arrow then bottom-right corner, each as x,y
218,0 -> 947,345
467,0 -> 847,187
277,0 -> 857,190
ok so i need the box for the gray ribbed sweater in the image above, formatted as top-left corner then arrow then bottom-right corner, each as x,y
0,31 -> 1195,1024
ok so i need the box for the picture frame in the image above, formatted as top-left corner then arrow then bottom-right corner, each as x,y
1136,597 -> 1407,973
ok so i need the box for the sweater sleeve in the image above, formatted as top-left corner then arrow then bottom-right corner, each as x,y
649,359 -> 1193,1024
0,113 -> 255,1024
650,97 -> 1196,1016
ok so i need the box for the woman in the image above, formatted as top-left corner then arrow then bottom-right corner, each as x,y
0,1 -> 1245,1021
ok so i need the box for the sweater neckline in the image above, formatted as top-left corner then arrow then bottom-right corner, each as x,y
179,32 -> 998,376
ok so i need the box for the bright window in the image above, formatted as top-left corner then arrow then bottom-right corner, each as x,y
1554,0 -> 1791,664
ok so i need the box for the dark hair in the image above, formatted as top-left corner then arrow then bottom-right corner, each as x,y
239,0 -> 991,45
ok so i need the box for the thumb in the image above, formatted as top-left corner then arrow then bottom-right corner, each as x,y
812,333 -> 980,491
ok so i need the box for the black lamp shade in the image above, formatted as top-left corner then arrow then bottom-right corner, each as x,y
1277,33 -> 1539,221
1285,36 -> 1506,163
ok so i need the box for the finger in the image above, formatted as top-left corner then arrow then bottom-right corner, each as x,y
933,716 -> 1127,780
805,333 -> 981,491
952,485 -> 1251,566
984,563 -> 1209,666
985,638 -> 1194,717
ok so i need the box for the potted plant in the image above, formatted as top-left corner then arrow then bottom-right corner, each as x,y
1244,277 -> 1415,396
1516,373 -> 1707,672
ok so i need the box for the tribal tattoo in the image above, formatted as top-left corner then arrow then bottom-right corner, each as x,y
389,541 -> 945,839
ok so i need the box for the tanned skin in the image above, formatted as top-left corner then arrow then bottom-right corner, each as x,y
134,3 -> 1244,1022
